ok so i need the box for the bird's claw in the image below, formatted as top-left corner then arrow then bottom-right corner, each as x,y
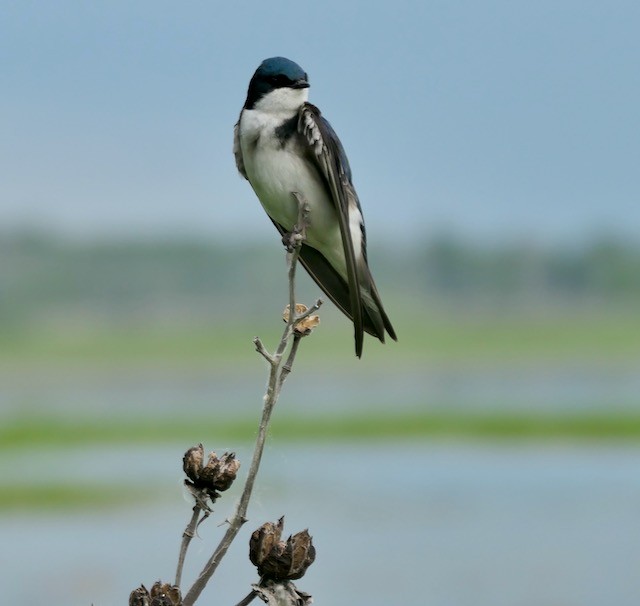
281,192 -> 310,251
282,227 -> 305,252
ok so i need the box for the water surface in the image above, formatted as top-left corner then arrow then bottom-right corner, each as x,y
2,441 -> 639,606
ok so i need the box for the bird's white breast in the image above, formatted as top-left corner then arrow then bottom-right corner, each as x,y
239,107 -> 344,260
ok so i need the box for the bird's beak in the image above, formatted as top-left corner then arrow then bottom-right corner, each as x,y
291,79 -> 310,89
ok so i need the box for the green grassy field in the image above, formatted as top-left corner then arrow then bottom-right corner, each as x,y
2,410 -> 639,511
0,484 -> 152,512
4,410 -> 640,452
3,307 -> 639,510
3,307 -> 640,367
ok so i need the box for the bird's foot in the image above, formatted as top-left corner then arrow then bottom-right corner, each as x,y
281,229 -> 305,253
282,192 -> 310,252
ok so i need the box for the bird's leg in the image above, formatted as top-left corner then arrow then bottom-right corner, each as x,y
292,191 -> 311,242
281,192 -> 310,252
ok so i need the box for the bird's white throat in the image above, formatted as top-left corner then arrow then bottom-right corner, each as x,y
253,87 -> 309,116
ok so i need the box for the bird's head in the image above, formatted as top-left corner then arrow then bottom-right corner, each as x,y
244,57 -> 310,113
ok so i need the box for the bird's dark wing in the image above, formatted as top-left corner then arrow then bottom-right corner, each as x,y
233,116 -> 247,179
269,219 -> 390,342
297,103 -> 364,356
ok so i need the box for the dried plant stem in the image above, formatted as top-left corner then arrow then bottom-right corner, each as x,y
175,505 -> 202,587
182,196 -> 320,606
234,589 -> 258,606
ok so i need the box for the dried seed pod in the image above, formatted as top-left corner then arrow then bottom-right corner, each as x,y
182,444 -> 204,481
183,444 -> 240,503
210,451 -> 241,492
283,304 -> 320,335
286,529 -> 316,580
129,585 -> 150,606
249,517 -> 316,581
250,517 -> 284,569
149,581 -> 182,606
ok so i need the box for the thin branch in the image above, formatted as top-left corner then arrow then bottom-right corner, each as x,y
175,505 -> 202,587
234,589 -> 257,606
295,298 -> 323,323
278,334 -> 301,389
253,336 -> 273,363
181,196 -> 313,606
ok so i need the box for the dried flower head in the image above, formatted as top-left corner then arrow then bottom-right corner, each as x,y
249,517 -> 316,581
149,582 -> 182,606
283,304 -> 320,335
129,582 -> 181,606
183,444 -> 240,504
129,585 -> 150,606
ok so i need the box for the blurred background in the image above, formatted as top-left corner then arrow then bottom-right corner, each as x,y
2,2 -> 640,605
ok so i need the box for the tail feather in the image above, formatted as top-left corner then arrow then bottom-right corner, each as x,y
299,243 -> 396,344
269,219 -> 396,354
365,268 -> 397,342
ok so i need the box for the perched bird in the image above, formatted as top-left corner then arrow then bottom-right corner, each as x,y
234,57 -> 396,357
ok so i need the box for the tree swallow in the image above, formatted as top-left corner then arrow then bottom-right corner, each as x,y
234,57 -> 396,357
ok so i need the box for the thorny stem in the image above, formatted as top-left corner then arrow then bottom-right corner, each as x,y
175,505 -> 202,587
181,195 -> 317,606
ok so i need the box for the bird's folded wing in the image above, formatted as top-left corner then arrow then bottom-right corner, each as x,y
297,103 -> 364,356
233,117 -> 247,179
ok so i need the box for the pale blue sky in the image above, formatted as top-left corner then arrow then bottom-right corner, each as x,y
2,1 -> 639,244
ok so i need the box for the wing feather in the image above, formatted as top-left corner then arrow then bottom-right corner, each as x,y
270,219 -> 391,339
297,103 -> 364,357
233,116 -> 247,179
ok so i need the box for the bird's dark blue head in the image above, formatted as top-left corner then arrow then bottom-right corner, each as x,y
244,57 -> 310,109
